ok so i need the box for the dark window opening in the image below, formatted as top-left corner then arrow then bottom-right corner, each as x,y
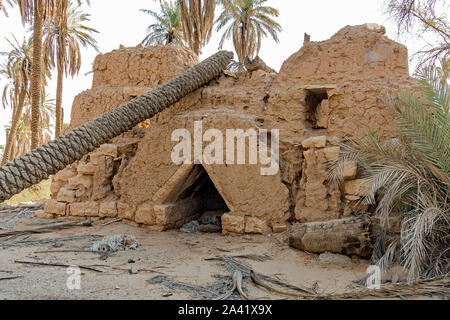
305,88 -> 329,129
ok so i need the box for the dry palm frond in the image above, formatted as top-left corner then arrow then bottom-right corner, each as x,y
322,276 -> 450,300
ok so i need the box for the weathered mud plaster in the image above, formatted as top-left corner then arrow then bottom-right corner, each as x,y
47,25 -> 418,234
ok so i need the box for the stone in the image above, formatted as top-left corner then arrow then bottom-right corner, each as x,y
34,210 -> 55,219
69,202 -> 99,217
272,224 -> 288,233
92,156 -> 115,201
97,144 -> 118,158
117,139 -> 140,156
245,217 -> 271,235
56,188 -> 76,203
344,179 -> 369,196
118,202 -> 136,220
135,204 -> 156,225
362,23 -> 386,34
99,201 -> 118,218
345,195 -> 361,201
320,147 -> 340,162
154,202 -> 198,228
77,163 -> 97,175
75,188 -> 91,201
343,161 -> 357,180
89,152 -> 101,165
315,99 -> 330,129
319,252 -> 353,267
221,214 -> 245,235
53,168 -> 77,182
301,136 -> 327,149
67,174 -> 93,190
50,181 -> 64,198
43,200 -> 66,216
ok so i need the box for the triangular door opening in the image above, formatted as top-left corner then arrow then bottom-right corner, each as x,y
168,165 -> 230,233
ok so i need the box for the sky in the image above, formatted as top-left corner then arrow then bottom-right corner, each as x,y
0,0 -> 428,146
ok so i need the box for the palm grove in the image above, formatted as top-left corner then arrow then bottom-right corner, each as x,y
1,0 -> 98,164
1,0 -> 449,281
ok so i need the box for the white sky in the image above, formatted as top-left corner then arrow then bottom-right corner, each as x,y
0,0 -> 427,145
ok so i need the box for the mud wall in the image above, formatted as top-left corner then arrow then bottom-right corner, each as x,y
43,24 -> 418,234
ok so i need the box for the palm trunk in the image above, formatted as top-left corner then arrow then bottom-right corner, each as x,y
10,137 -> 16,159
0,51 -> 233,202
239,23 -> 246,64
55,54 -> 64,138
1,81 -> 27,165
30,0 -> 43,150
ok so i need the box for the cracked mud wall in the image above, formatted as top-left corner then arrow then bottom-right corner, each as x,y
46,24 -> 419,233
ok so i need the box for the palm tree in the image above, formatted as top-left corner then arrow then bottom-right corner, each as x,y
1,35 -> 52,164
43,0 -> 98,138
0,36 -> 32,165
15,0 -> 56,149
329,67 -> 449,281
4,93 -> 54,159
22,93 -> 55,147
216,0 -> 281,65
15,0 -> 88,149
178,0 -> 217,55
141,1 -> 184,46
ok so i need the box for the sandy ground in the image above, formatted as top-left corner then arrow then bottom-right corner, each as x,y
0,207 -> 439,301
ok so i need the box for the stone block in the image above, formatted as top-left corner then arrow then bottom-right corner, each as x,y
245,217 -> 271,235
135,204 -> 156,225
53,168 -> 77,182
344,179 -> 369,196
57,188 -> 76,203
221,214 -> 245,234
77,163 -> 97,175
302,136 -> 327,149
34,210 -> 55,219
99,201 -> 118,218
97,144 -> 118,158
118,202 -> 136,220
44,199 -> 66,216
69,201 -> 99,217
343,161 -> 357,180
67,174 -> 93,190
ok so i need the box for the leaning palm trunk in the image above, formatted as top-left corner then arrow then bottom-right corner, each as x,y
0,51 -> 233,202
30,0 -> 44,149
1,82 -> 28,165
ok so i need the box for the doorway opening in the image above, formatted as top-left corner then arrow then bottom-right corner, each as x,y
170,165 -> 230,233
